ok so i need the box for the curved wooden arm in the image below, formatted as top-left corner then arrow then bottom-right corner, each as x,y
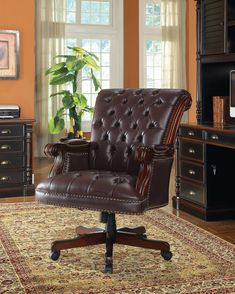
135,145 -> 174,208
45,139 -> 90,177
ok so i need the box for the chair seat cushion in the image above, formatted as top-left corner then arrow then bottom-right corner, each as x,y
36,170 -> 148,214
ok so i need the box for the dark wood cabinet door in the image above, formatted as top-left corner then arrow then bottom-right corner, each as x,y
201,0 -> 225,55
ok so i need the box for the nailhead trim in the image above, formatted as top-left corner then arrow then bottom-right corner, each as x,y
36,189 -> 146,204
37,199 -> 145,215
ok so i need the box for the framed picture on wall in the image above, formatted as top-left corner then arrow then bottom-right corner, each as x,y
0,30 -> 19,79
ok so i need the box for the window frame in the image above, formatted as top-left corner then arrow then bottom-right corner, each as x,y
65,0 -> 123,130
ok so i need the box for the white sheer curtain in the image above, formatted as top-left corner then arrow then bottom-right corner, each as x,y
161,0 -> 186,89
35,0 -> 66,157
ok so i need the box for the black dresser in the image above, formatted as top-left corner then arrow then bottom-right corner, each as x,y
0,119 -> 34,197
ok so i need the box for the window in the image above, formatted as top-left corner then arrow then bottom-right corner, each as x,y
139,0 -> 162,88
65,0 -> 123,129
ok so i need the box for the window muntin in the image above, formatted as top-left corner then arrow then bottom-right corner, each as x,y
139,0 -> 162,88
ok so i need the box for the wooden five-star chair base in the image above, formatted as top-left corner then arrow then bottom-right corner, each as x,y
49,212 -> 173,273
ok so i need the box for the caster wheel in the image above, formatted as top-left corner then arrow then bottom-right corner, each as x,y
161,250 -> 173,261
49,250 -> 60,261
104,264 -> 113,274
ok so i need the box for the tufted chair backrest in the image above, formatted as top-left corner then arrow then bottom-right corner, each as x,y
90,88 -> 191,175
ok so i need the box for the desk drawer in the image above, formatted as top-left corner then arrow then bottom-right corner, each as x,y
0,125 -> 24,137
180,140 -> 204,161
179,127 -> 203,140
206,131 -> 235,146
0,140 -> 23,152
180,161 -> 204,183
0,154 -> 24,168
180,181 -> 205,206
0,171 -> 24,185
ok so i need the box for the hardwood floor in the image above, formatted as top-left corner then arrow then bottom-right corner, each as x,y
0,157 -> 235,245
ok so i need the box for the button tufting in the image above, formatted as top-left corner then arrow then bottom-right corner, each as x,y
114,121 -> 120,127
127,147 -> 133,155
152,90 -> 160,95
155,98 -> 164,105
113,177 -> 126,184
121,134 -> 126,141
138,135 -> 143,142
127,109 -> 132,116
104,97 -> 112,103
148,123 -> 155,129
109,110 -> 115,116
103,133 -> 109,140
122,98 -> 128,104
138,98 -> 144,105
110,145 -> 116,155
132,123 -> 138,129
144,110 -> 149,116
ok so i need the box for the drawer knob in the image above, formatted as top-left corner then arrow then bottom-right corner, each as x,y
188,169 -> 196,175
1,129 -> 11,135
188,148 -> 195,154
211,134 -> 219,140
188,131 -> 195,136
0,160 -> 10,165
0,145 -> 11,150
189,190 -> 196,196
0,176 -> 9,181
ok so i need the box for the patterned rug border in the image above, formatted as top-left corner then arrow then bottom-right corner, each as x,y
0,202 -> 235,293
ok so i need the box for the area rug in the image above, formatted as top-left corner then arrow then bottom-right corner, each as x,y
0,203 -> 234,294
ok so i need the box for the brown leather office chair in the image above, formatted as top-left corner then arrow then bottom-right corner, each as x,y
36,88 -> 191,273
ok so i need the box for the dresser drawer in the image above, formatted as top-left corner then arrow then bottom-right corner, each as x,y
180,140 -> 204,161
0,171 -> 24,185
179,127 -> 203,140
180,161 -> 204,183
0,124 -> 24,137
0,140 -> 23,152
0,154 -> 24,168
180,181 -> 205,206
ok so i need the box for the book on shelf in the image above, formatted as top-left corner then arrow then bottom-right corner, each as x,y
212,96 -> 229,125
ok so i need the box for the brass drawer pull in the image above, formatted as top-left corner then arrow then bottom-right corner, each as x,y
0,176 -> 9,181
211,134 -> 219,140
1,160 -> 10,165
189,190 -> 196,196
188,148 -> 195,154
0,145 -> 11,150
1,129 -> 11,135
188,131 -> 195,136
188,169 -> 196,175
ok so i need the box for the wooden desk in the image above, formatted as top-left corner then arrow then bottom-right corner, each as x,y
173,123 -> 235,221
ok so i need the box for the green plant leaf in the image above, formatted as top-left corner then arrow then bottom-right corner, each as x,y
46,62 -> 66,75
91,70 -> 101,91
74,60 -> 86,72
52,67 -> 68,76
62,94 -> 74,108
50,74 -> 74,85
48,116 -> 65,134
73,93 -> 87,109
50,90 -> 71,97
84,55 -> 100,71
66,56 -> 77,71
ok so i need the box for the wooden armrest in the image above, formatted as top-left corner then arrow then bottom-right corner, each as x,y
135,144 -> 174,163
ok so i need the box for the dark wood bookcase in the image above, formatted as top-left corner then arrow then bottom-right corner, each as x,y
173,0 -> 235,220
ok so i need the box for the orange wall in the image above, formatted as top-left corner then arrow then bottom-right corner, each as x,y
186,0 -> 197,122
0,0 -> 35,119
124,0 -> 139,88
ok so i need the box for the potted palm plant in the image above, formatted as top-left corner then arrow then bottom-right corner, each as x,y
46,46 -> 101,138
